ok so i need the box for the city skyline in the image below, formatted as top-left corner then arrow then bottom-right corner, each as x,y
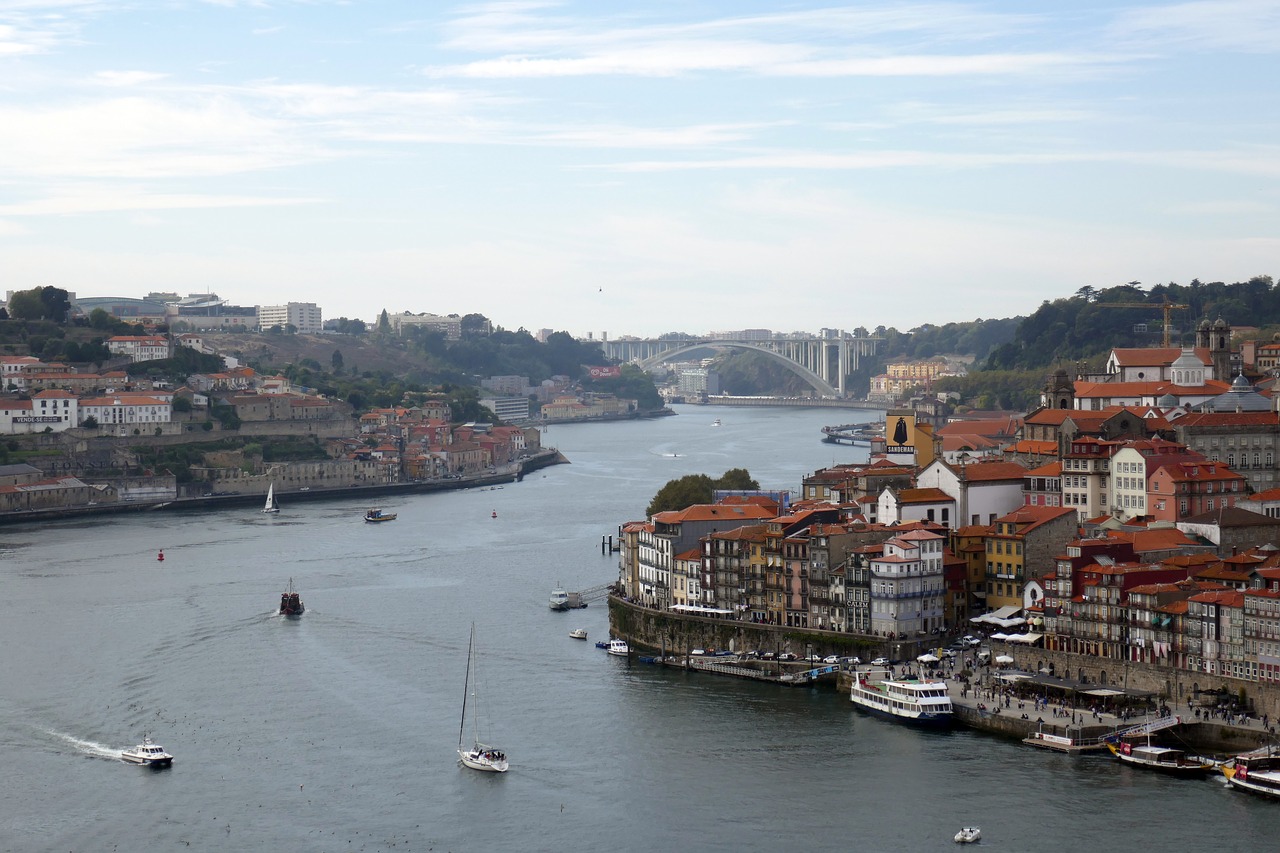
1,1 -> 1278,338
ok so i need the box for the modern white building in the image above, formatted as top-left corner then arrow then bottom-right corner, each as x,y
78,395 -> 172,428
106,336 -> 169,362
480,396 -> 531,423
257,303 -> 323,334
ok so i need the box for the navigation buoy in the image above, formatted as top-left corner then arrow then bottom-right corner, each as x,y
157,550 -> 165,562
491,510 -> 497,518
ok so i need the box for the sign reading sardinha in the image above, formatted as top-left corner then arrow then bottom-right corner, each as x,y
586,365 -> 621,379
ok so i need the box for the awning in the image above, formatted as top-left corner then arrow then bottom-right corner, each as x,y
998,672 -> 1031,681
1007,632 -> 1043,644
995,654 -> 1014,664
990,632 -> 1010,641
670,604 -> 735,615
1083,688 -> 1125,697
971,605 -> 1022,625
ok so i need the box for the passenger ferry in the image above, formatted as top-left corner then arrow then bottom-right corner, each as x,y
849,671 -> 953,727
1222,752 -> 1280,799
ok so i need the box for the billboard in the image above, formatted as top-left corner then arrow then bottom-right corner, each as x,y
587,365 -> 621,379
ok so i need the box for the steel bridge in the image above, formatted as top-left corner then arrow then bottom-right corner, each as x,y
601,333 -> 879,398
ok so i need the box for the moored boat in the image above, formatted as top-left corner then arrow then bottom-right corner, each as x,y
364,507 -> 397,523
569,628 -> 588,640
1106,741 -> 1213,776
849,672 -> 953,727
120,735 -> 173,768
549,586 -> 570,611
954,827 -> 981,844
607,639 -> 629,657
279,578 -> 304,617
1222,752 -> 1280,799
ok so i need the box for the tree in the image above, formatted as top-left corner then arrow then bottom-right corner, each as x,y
331,349 -> 344,372
81,415 -> 99,428
377,310 -> 391,335
89,308 -> 113,329
6,290 -> 45,320
645,469 -> 760,516
460,313 -> 491,337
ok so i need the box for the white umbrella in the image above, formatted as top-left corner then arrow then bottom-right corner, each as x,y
995,654 -> 1014,664
917,653 -> 940,663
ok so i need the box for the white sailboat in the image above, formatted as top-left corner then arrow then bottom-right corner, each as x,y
262,483 -> 280,514
457,624 -> 508,773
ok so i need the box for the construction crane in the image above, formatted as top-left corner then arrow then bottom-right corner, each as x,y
1095,299 -> 1190,347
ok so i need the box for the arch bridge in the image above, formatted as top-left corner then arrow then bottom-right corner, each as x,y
601,333 -> 879,398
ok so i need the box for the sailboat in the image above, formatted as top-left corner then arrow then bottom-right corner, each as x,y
457,624 -> 508,773
262,483 -> 280,514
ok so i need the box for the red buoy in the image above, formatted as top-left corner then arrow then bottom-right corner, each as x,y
491,510 -> 497,519
157,550 -> 165,562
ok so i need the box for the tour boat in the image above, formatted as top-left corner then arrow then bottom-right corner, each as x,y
1222,753 -> 1280,799
569,628 -> 588,640
548,586 -> 570,611
279,578 -> 304,617
1106,741 -> 1213,776
457,624 -> 508,773
262,483 -> 279,514
120,736 -> 173,768
954,827 -> 981,844
607,639 -> 629,657
364,507 -> 397,523
849,672 -> 953,727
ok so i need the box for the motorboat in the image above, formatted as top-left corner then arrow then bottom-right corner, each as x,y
364,507 -> 397,523
457,624 -> 508,773
569,628 -> 588,640
120,736 -> 173,768
954,827 -> 981,844
711,419 -> 721,427
549,586 -> 570,611
262,483 -> 279,514
849,672 -> 953,727
279,578 -> 304,617
1106,741 -> 1213,776
607,639 -> 629,657
1222,752 -> 1280,799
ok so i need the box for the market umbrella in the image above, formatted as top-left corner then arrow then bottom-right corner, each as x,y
995,654 -> 1014,664
917,653 -> 940,663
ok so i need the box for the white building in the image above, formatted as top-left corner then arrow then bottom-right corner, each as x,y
387,312 -> 464,339
480,397 -> 531,423
0,391 -> 79,434
915,459 -> 1028,527
257,303 -> 323,334
78,395 -> 172,428
868,529 -> 946,638
106,335 -> 169,362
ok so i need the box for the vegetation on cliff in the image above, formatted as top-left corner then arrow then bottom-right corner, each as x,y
646,468 -> 760,516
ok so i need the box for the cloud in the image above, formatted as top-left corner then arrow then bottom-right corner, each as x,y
91,70 -> 170,87
0,185 -> 320,216
1108,0 -> 1280,52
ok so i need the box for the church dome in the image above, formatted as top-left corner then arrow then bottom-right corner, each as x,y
1205,374 -> 1271,412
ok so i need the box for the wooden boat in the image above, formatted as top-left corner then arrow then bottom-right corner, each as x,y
1222,752 -> 1280,799
279,577 -> 304,617
1106,741 -> 1213,776
364,507 -> 397,523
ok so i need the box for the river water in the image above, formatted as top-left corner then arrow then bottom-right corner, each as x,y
2,404 -> 1278,852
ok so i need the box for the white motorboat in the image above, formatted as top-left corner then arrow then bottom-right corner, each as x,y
549,587 -> 570,611
120,736 -> 173,768
954,827 -> 981,844
607,639 -> 629,657
849,672 -> 954,727
457,624 -> 508,773
569,628 -> 588,640
711,419 -> 721,427
262,483 -> 279,514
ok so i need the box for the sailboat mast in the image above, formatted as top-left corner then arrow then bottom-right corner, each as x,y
459,624 -> 473,749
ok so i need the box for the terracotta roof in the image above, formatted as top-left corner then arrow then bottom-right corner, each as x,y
1175,411 -> 1280,427
1180,506 -> 1276,526
1025,461 -> 1062,476
1110,347 -> 1209,367
892,487 -> 953,504
653,504 -> 776,524
955,460 -> 1029,482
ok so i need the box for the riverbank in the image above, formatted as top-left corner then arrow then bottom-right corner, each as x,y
0,448 -> 569,525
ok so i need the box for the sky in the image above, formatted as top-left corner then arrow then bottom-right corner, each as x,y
2,1 -> 1279,340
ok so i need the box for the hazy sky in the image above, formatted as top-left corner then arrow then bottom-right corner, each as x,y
2,1 -> 1278,339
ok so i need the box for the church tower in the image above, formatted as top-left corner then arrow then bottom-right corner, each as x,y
1041,368 -> 1075,409
1197,318 -> 1231,380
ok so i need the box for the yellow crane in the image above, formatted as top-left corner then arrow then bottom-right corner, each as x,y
1096,299 -> 1190,347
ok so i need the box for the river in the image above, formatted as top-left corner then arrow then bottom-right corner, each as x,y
1,403 -> 1277,852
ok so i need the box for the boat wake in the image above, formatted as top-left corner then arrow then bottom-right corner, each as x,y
47,730 -> 122,761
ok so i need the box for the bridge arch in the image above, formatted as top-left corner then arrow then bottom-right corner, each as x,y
636,341 -> 839,397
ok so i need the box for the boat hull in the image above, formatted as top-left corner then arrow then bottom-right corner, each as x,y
1107,744 -> 1212,776
1223,765 -> 1280,798
120,752 -> 173,767
851,701 -> 954,728
458,749 -> 508,773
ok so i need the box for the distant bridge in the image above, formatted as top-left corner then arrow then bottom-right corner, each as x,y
600,333 -> 879,398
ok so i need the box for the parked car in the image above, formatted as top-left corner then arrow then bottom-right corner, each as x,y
840,656 -> 862,666
962,635 -> 981,646
762,651 -> 777,660
941,649 -> 957,659
823,655 -> 841,664
871,657 -> 890,667
778,652 -> 797,662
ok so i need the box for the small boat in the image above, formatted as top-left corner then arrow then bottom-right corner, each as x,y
120,735 -> 173,768
1222,752 -> 1280,799
849,672 -> 953,727
549,586 -> 570,611
1106,741 -> 1213,776
607,639 -> 629,657
279,578 -> 304,617
457,624 -> 508,773
262,483 -> 279,514
594,641 -> 609,649
364,507 -> 397,523
954,827 -> 981,844
569,628 -> 588,640
711,419 -> 721,427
